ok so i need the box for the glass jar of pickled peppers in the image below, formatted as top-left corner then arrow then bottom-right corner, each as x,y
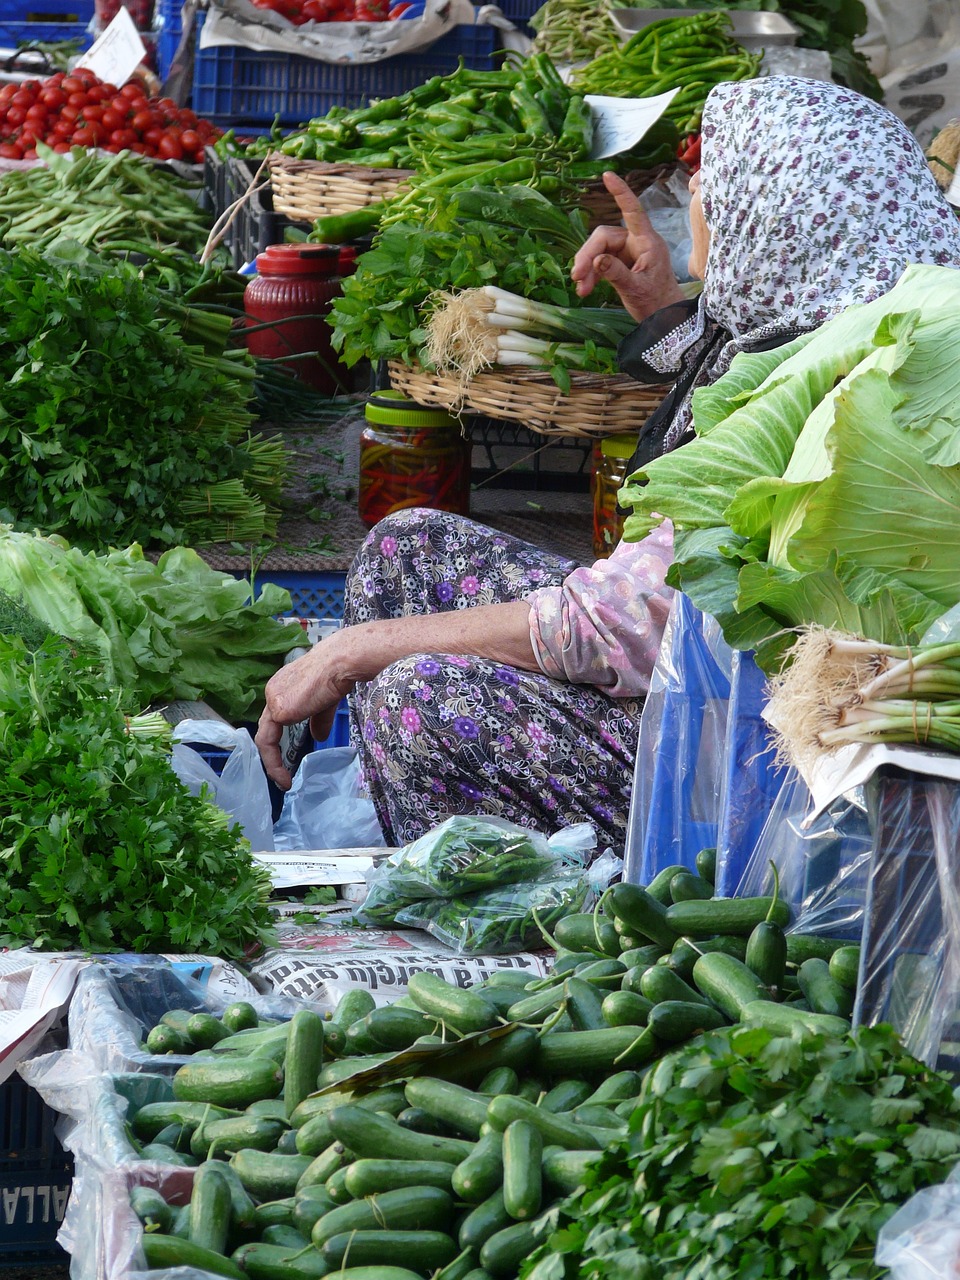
592,432 -> 639,558
358,392 -> 472,528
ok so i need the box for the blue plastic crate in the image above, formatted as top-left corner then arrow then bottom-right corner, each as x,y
0,0 -> 92,19
0,1076 -> 72,1265
192,15 -> 500,126
232,568 -> 347,621
0,14 -> 92,44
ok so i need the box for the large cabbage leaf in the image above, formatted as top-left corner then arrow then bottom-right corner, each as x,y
620,264 -> 960,669
0,528 -> 303,719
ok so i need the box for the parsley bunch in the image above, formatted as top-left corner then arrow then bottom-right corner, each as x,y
0,633 -> 275,958
527,1023 -> 960,1280
0,245 -> 284,550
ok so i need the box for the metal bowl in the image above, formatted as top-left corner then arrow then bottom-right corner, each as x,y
608,8 -> 801,46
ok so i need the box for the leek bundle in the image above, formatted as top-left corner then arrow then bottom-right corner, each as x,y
765,627 -> 960,773
424,285 -> 635,384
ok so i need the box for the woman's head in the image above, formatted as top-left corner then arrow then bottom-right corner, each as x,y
696,76 -> 960,337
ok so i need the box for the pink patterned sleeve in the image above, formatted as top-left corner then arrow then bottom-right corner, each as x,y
527,520 -> 675,697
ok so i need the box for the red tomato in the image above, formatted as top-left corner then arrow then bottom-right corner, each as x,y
178,128 -> 201,152
52,141 -> 71,152
60,75 -> 86,94
18,129 -> 38,149
52,118 -> 74,138
131,108 -> 155,132
22,148 -> 38,159
41,87 -> 67,109
11,88 -> 35,108
120,82 -> 146,101
129,141 -> 150,153
82,103 -> 106,123
110,95 -> 131,117
110,127 -> 138,149
0,85 -> 16,104
100,107 -> 123,132
99,82 -> 118,96
156,132 -> 183,160
24,103 -> 48,123
60,104 -> 81,123
5,106 -> 26,128
0,142 -> 23,158
70,125 -> 97,146
143,125 -> 164,146
86,83 -> 110,102
67,91 -> 90,109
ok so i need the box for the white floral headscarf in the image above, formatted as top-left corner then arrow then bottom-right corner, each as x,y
641,75 -> 960,451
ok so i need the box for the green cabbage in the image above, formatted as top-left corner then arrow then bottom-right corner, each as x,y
619,264 -> 960,669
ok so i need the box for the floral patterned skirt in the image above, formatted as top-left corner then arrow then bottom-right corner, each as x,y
344,508 -> 642,849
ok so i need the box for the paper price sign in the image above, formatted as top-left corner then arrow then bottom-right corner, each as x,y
76,6 -> 146,89
585,88 -> 680,161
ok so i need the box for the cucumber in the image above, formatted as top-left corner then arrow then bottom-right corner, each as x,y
328,1270 -> 425,1280
152,1122 -> 194,1152
344,1157 -> 454,1197
539,1079 -> 593,1113
222,1001 -> 259,1033
648,1000 -> 729,1043
276,1128 -> 300,1154
459,1188 -> 513,1251
665,896 -> 790,937
327,1104 -> 474,1164
292,1082 -> 407,1133
606,883 -> 680,949
570,957 -> 627,986
284,1009 -> 326,1121
619,965 -> 649,997
485,1095 -> 602,1150
451,1129 -> 503,1204
131,1100 -> 240,1141
668,872 -> 713,903
542,1146 -> 597,1195
407,973 -> 498,1035
745,920 -> 788,990
548,950 -> 604,977
330,988 -> 377,1027
346,1006 -> 441,1054
261,1224 -> 310,1248
617,944 -> 665,969
252,1198 -> 297,1230
296,1141 -> 347,1192
137,1143 -> 198,1165
472,986 -> 519,1020
145,1024 -> 187,1055
571,1103 -> 627,1133
600,990 -> 653,1028
691,952 -> 767,1019
695,846 -> 717,885
502,1120 -> 541,1220
797,958 -> 854,1019
740,998 -> 852,1039
435,1249 -> 479,1280
553,913 -> 619,956
505,986 -> 564,1025
186,1012 -> 230,1049
231,1241 -> 330,1279
141,1233 -> 245,1278
563,977 -> 606,1032
172,1058 -> 284,1109
129,1185 -> 172,1233
785,934 -> 854,964
324,1166 -> 351,1203
247,1099 -> 290,1122
828,944 -> 862,992
583,1071 -> 643,1104
217,1159 -> 259,1233
322,1229 -> 458,1271
324,1024 -> 347,1056
311,1185 -> 454,1248
398,1106 -> 455,1137
643,863 -> 692,905
194,1115 -> 286,1160
639,965 -> 712,1007
476,1066 -> 519,1096
480,969 -> 534,989
160,1008 -> 196,1035
516,1078 -> 544,1103
479,1219 -> 542,1277
212,1023 -> 291,1056
432,1026 -> 540,1088
664,935 -> 747,981
169,1203 -> 192,1238
404,1078 -> 490,1140
292,1186 -> 336,1235
538,1026 -> 656,1077
230,1149 -> 314,1201
316,1054 -> 393,1089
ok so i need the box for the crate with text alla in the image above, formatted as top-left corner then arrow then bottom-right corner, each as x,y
0,1075 -> 72,1266
191,13 -> 500,129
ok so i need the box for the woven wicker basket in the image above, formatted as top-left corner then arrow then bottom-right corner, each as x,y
269,155 -> 414,222
578,162 -> 681,230
387,361 -> 670,439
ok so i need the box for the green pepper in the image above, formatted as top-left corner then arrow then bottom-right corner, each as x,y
557,95 -> 593,156
355,121 -> 408,147
523,50 -> 568,96
343,96 -> 405,126
423,117 -> 473,142
310,203 -> 386,245
509,86 -> 553,136
534,86 -> 570,135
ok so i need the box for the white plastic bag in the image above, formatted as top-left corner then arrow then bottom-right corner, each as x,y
171,719 -> 274,851
876,1163 -> 960,1280
272,746 -> 385,852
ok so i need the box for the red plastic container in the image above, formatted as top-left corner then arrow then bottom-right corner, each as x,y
243,243 -> 346,394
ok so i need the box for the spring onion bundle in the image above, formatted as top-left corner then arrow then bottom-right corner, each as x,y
765,627 -> 960,773
424,284 -> 636,383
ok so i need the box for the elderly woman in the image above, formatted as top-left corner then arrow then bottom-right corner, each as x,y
256,76 -> 960,848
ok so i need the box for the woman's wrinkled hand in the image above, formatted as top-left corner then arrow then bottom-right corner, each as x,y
256,643 -> 354,790
570,171 -> 684,323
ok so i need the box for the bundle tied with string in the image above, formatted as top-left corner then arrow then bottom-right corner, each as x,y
764,625 -> 960,777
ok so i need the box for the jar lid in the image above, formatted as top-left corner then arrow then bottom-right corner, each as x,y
254,243 -> 340,276
600,432 -> 640,460
365,390 -> 459,429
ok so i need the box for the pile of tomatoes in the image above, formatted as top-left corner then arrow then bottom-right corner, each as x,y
249,0 -> 400,23
0,69 -> 222,163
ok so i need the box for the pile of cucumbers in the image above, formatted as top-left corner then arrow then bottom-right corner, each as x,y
127,849 -> 862,1280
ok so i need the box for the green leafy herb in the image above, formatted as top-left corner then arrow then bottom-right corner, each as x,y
525,1022 -> 960,1280
0,633 -> 275,957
